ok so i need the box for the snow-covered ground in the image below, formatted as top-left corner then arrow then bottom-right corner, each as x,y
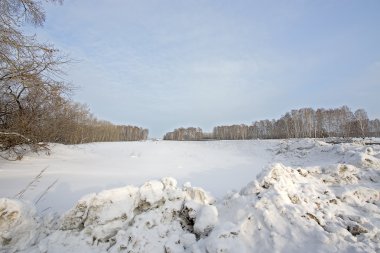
0,140 -> 275,213
0,139 -> 379,252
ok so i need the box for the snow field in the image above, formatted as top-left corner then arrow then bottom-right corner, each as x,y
0,139 -> 379,252
0,140 -> 273,213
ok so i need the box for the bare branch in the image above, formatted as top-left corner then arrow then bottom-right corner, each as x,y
0,131 -> 30,141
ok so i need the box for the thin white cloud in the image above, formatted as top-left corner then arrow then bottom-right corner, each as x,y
33,0 -> 380,137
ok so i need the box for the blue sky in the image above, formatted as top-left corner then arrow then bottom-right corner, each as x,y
33,0 -> 380,137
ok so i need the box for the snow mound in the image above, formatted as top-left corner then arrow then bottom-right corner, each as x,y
208,162 -> 379,253
39,177 -> 216,252
0,199 -> 40,253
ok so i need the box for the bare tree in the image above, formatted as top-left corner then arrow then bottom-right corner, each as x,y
164,127 -> 203,141
208,106 -> 379,141
1,0 -> 149,155
0,0 -> 68,149
353,109 -> 369,138
369,119 -> 380,137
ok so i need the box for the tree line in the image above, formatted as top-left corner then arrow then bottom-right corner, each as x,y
0,0 -> 147,153
163,127 -> 204,141
163,106 -> 380,141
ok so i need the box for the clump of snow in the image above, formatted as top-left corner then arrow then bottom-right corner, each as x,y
138,180 -> 165,210
193,205 -> 218,237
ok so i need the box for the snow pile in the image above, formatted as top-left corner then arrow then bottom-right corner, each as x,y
207,162 -> 379,252
342,146 -> 380,169
0,199 -> 42,253
17,178 -> 217,253
0,139 -> 379,252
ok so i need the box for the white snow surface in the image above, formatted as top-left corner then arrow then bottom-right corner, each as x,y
0,140 -> 273,213
0,139 -> 379,252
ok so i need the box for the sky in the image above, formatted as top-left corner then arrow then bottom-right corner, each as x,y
31,0 -> 380,137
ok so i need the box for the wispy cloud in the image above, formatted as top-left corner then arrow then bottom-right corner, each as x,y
33,0 -> 380,137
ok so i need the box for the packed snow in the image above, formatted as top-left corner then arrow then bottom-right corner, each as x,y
0,139 -> 379,252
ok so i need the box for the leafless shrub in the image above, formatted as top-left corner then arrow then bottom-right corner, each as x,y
35,179 -> 58,205
14,167 -> 48,199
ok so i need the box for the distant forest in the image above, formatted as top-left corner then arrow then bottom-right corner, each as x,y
163,106 -> 380,141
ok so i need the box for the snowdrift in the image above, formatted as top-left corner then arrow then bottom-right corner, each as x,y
1,140 -> 380,252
